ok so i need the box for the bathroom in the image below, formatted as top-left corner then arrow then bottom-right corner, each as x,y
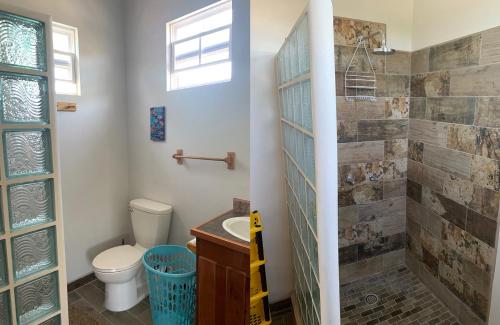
0,0 -> 250,324
252,0 -> 500,324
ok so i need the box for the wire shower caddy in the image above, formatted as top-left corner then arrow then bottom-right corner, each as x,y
344,36 -> 377,102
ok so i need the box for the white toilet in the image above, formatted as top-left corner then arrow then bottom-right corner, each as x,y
92,198 -> 173,312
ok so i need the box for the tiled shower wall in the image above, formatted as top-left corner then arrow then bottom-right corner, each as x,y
406,26 -> 500,323
276,14 -> 321,325
335,17 -> 411,282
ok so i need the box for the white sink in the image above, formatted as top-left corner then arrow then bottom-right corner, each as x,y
222,217 -> 250,242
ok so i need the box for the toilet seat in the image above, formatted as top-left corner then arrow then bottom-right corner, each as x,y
92,245 -> 144,273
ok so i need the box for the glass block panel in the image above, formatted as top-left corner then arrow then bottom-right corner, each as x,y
306,184 -> 317,235
12,227 -> 57,281
40,314 -> 60,325
0,72 -> 49,124
0,290 -> 11,325
297,15 -> 310,75
8,179 -> 54,230
15,272 -> 59,325
290,31 -> 298,79
304,135 -> 315,185
0,240 -> 7,287
296,131 -> 305,173
0,12 -> 46,71
293,84 -> 302,126
301,80 -> 313,132
3,129 -> 52,178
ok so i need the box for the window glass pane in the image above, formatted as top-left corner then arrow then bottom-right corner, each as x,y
55,80 -> 77,95
201,28 -> 230,64
174,39 -> 199,70
54,53 -> 74,81
53,32 -> 71,52
173,3 -> 232,41
173,61 -> 231,89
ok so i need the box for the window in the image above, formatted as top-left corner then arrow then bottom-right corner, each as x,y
53,22 -> 80,95
166,0 -> 232,91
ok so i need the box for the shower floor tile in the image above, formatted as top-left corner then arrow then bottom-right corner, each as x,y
340,265 -> 460,325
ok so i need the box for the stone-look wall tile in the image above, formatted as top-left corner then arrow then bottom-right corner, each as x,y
411,72 -> 450,97
336,72 -> 345,96
447,124 -> 477,155
358,119 -> 408,141
409,97 -> 426,119
423,144 -> 472,179
476,127 -> 500,160
406,197 -> 422,223
383,179 -> 406,199
421,204 -> 442,238
408,140 -> 423,162
356,99 -> 385,119
385,97 -> 409,119
339,245 -> 358,264
480,26 -> 500,65
334,17 -> 385,48
411,48 -> 430,74
339,182 -> 383,207
383,158 -> 407,180
339,161 -> 384,189
338,141 -> 385,164
335,45 -> 385,73
450,64 -> 500,96
438,247 -> 464,299
337,96 -> 357,120
470,155 -> 500,191
421,164 -> 445,193
426,97 -> 476,124
409,119 -> 448,147
463,280 -> 489,321
421,230 -> 441,276
407,159 -> 423,182
339,206 -> 366,247
441,220 -> 495,274
386,51 -> 410,74
443,174 -> 474,207
475,97 -> 500,128
337,120 -> 357,143
376,74 -> 410,97
357,232 -> 405,260
406,217 -> 422,257
407,179 -> 422,203
339,255 -> 384,284
359,197 -> 406,236
429,34 -> 481,71
422,186 -> 466,229
384,139 -> 408,160
463,260 -> 492,304
466,209 -> 497,247
469,185 -> 500,220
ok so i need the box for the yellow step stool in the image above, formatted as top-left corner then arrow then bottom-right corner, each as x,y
250,211 -> 272,325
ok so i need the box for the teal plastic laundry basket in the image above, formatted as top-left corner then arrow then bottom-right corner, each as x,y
143,245 -> 197,325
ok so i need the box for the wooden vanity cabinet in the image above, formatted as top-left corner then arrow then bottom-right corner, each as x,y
195,237 -> 250,325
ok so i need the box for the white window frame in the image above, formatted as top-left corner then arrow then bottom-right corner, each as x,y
166,0 -> 233,91
53,22 -> 81,96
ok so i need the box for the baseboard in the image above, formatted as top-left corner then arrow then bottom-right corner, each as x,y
67,273 -> 96,292
290,292 -> 303,325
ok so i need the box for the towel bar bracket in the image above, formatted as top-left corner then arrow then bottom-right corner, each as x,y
172,149 -> 235,170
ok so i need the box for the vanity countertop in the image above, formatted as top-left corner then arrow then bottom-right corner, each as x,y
190,198 -> 250,255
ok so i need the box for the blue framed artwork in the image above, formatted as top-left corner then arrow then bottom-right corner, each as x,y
150,106 -> 165,141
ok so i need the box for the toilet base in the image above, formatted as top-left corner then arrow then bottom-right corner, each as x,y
102,267 -> 148,312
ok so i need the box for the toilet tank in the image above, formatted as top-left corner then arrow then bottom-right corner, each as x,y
130,198 -> 173,249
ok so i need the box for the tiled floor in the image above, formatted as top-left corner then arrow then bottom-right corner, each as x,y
340,265 -> 460,325
68,279 -> 151,325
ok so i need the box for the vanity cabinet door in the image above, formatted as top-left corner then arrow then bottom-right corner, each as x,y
196,238 -> 250,325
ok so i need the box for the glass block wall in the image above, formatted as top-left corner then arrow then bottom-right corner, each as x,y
0,9 -> 66,325
276,13 -> 321,325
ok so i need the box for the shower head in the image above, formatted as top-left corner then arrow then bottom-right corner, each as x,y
373,40 -> 396,55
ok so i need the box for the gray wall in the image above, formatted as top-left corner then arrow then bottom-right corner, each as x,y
124,0 -> 250,246
0,0 -> 130,282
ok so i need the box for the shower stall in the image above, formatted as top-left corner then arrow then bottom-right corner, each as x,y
275,1 -> 500,324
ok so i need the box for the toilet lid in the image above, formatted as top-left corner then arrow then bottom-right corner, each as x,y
93,245 -> 144,273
